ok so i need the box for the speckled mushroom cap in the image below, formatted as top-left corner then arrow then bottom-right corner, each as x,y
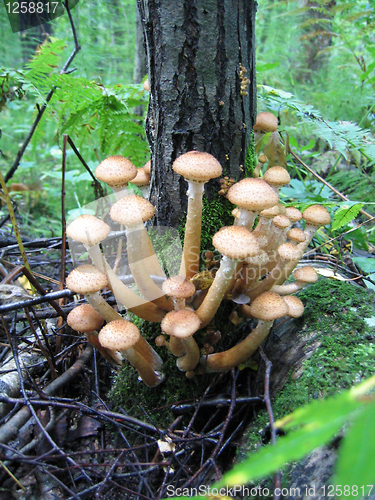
172,151 -> 223,183
213,226 -> 260,260
263,167 -> 291,187
66,215 -> 110,247
227,178 -> 279,212
283,295 -> 304,318
272,215 -> 291,230
244,249 -> 269,266
143,160 -> 151,175
66,265 -> 109,294
277,242 -> 303,261
293,266 -> 319,283
110,194 -> 155,226
95,156 -> 137,188
287,228 -> 306,243
302,205 -> 331,227
67,304 -> 104,332
249,291 -> 288,321
99,320 -> 141,351
285,207 -> 302,223
162,276 -> 196,299
253,112 -> 278,132
252,233 -> 268,249
161,309 -> 201,338
131,167 -> 150,187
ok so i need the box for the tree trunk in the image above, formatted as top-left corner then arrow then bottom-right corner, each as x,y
137,0 -> 257,226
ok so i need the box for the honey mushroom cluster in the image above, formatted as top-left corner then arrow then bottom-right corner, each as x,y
65,118 -> 331,384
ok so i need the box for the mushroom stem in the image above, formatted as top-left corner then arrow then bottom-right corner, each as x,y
122,347 -> 165,388
196,256 -> 237,328
85,331 -> 122,367
179,181 -> 205,279
270,282 -> 306,295
176,337 -> 200,372
202,320 -> 273,373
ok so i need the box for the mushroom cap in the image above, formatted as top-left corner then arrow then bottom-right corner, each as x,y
66,215 -> 110,247
161,309 -> 201,338
278,242 -> 303,261
245,249 -> 269,266
253,112 -> 278,132
67,304 -> 104,332
263,167 -> 291,187
272,214 -> 291,230
95,156 -> 137,188
110,194 -> 155,226
249,291 -> 288,321
293,266 -> 319,283
213,226 -> 260,260
302,205 -> 331,227
285,206 -> 302,223
143,160 -> 151,175
66,265 -> 109,294
143,79 -> 150,92
227,178 -> 279,212
258,154 -> 268,164
252,233 -> 268,249
259,204 -> 280,218
287,228 -> 306,243
172,151 -> 223,183
131,167 -> 150,187
98,320 -> 141,351
162,275 -> 196,299
283,295 -> 305,318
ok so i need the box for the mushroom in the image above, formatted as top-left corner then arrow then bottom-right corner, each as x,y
110,194 -> 172,310
196,226 -> 260,328
67,304 -> 120,366
227,178 -> 279,230
131,167 -> 150,198
66,265 -> 163,370
271,266 -> 318,295
263,166 -> 291,195
98,320 -> 164,387
287,227 -> 306,245
247,242 -> 303,300
95,156 -> 137,200
202,291 -> 288,372
285,207 -> 302,224
267,214 -> 292,251
283,295 -> 305,318
172,151 -> 223,279
253,111 -> 278,146
161,309 -> 201,372
66,214 -> 110,272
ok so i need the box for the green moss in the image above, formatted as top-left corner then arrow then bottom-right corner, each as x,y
237,279 -> 375,468
244,134 -> 257,178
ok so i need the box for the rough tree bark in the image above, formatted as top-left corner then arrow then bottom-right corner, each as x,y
137,0 -> 257,226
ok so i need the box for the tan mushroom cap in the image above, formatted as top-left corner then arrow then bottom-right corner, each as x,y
162,276 -> 196,299
283,295 -> 305,318
66,265 -> 109,294
143,79 -> 150,92
263,167 -> 291,187
258,154 -> 268,164
143,160 -> 151,175
278,242 -> 303,261
272,215 -> 291,230
98,320 -> 141,351
245,249 -> 269,266
260,205 -> 280,218
302,205 -> 331,227
285,207 -> 303,223
293,266 -> 319,283
67,304 -> 104,332
227,178 -> 279,212
249,291 -> 288,321
110,194 -> 155,226
252,233 -> 268,249
287,228 -> 306,243
213,226 -> 260,260
66,214 -> 110,247
172,151 -> 223,183
161,309 -> 201,338
131,167 -> 150,187
95,156 -> 137,188
253,112 -> 278,132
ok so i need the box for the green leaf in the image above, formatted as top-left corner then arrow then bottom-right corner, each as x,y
352,257 -> 375,274
333,402 -> 375,495
331,202 -> 364,231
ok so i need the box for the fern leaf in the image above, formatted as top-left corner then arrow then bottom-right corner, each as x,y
331,202 -> 364,231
